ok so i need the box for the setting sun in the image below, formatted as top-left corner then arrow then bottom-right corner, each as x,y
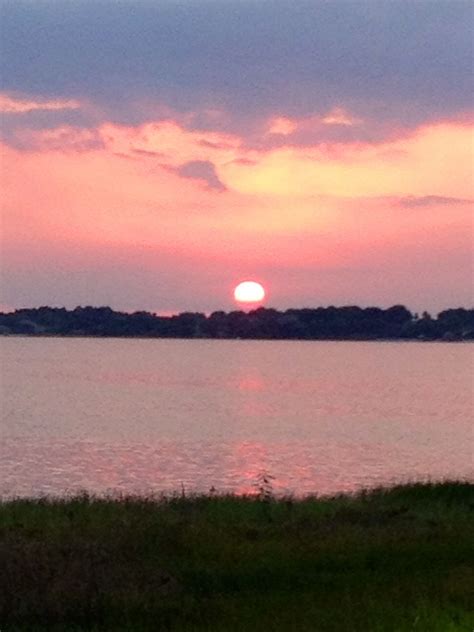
234,281 -> 265,304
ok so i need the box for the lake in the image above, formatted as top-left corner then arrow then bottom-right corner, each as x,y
1,337 -> 473,497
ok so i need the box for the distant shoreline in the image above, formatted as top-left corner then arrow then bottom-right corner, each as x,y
1,305 -> 473,341
1,332 -> 472,343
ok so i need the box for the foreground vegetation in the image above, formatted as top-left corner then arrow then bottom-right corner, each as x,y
1,481 -> 473,631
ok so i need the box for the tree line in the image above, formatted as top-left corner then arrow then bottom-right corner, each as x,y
0,305 -> 473,340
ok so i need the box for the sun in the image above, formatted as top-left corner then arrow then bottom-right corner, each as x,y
234,281 -> 266,304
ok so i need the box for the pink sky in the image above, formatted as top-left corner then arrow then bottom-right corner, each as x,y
2,110 -> 472,313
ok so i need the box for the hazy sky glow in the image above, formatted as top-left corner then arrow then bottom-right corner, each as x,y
1,0 -> 473,313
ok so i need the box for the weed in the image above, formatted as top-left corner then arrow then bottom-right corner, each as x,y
0,481 -> 473,631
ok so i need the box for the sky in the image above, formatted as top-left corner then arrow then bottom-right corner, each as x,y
1,0 -> 473,314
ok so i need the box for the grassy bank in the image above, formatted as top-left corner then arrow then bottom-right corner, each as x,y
1,482 -> 473,631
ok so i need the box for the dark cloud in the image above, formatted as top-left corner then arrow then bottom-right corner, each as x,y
132,148 -> 166,158
0,107 -> 103,148
228,158 -> 257,166
175,160 -> 226,191
398,195 -> 473,208
1,0 -> 472,138
3,125 -> 104,152
198,139 -> 235,150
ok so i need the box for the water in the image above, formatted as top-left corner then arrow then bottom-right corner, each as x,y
1,337 -> 473,497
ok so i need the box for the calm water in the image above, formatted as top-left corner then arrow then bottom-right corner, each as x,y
1,337 -> 473,497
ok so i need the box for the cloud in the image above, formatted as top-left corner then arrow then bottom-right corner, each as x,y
98,120 -> 241,165
175,160 -> 226,192
267,117 -> 298,136
397,195 -> 474,208
8,126 -> 103,152
322,107 -> 360,126
132,148 -> 166,158
261,109 -> 364,149
1,1 -> 472,137
222,121 -> 474,200
8,116 -> 473,203
0,93 -> 80,114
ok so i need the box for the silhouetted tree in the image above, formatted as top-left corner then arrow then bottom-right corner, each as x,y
1,304 -> 471,340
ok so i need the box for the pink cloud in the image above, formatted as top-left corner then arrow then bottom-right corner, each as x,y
12,126 -> 103,152
0,93 -> 81,114
262,108 -> 362,146
396,195 -> 474,208
322,107 -> 361,126
267,117 -> 298,136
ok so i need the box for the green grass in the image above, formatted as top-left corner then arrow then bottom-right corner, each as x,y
1,481 -> 473,631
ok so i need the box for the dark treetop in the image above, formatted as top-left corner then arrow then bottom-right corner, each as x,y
1,306 -> 473,341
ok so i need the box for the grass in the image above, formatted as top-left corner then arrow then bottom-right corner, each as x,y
1,481 -> 473,631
